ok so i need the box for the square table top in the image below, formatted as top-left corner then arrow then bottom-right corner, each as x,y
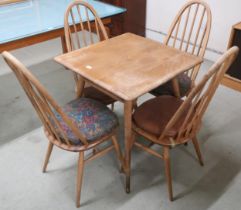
55,33 -> 203,101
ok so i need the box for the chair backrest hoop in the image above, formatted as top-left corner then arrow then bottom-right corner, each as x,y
164,0 -> 212,81
160,46 -> 239,145
64,0 -> 108,52
2,51 -> 88,146
64,0 -> 109,97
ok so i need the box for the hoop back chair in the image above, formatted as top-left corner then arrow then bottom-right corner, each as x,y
2,51 -> 123,208
151,0 -> 212,97
64,1 -> 116,107
133,47 -> 239,201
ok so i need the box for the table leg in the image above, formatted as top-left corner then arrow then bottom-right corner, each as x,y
124,100 -> 133,193
61,35 -> 67,54
172,77 -> 181,98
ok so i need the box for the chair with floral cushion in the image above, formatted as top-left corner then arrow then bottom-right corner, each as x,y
2,51 -> 124,208
150,0 -> 212,98
64,1 -> 116,109
132,47 -> 239,201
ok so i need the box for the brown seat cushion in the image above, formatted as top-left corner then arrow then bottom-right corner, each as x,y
133,96 -> 187,137
83,87 -> 116,105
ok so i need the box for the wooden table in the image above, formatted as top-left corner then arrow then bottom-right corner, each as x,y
0,0 -> 125,52
55,33 -> 203,193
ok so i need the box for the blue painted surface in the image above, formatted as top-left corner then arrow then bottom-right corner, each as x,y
0,0 -> 125,44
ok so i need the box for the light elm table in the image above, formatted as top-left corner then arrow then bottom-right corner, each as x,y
55,33 -> 203,193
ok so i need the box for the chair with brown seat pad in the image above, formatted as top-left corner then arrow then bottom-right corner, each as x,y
132,47 -> 239,201
150,0 -> 212,97
64,0 -> 116,107
2,51 -> 124,208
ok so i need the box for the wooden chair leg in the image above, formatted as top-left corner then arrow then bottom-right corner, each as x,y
76,152 -> 85,208
111,135 -> 124,172
163,146 -> 173,201
192,137 -> 204,166
42,142 -> 54,173
92,147 -> 98,155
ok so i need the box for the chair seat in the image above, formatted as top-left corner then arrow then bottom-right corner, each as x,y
84,87 -> 116,105
133,96 -> 187,138
150,73 -> 192,97
55,98 -> 118,145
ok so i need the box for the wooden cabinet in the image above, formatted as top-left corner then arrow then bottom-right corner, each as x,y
101,0 -> 146,37
222,22 -> 241,92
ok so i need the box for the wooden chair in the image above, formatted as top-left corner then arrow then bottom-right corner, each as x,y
2,51 -> 124,208
64,1 -> 116,109
132,47 -> 239,201
150,0 -> 212,97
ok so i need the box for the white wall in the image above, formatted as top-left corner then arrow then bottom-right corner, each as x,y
146,0 -> 241,61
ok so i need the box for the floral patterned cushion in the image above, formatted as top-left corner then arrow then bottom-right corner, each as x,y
150,73 -> 192,97
54,98 -> 118,145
